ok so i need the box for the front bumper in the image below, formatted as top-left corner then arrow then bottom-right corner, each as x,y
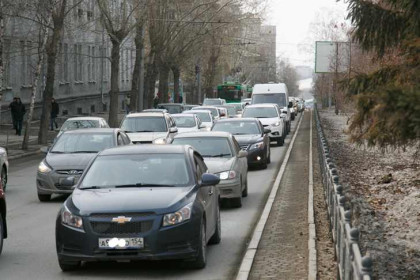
56,212 -> 201,262
246,148 -> 266,165
217,178 -> 241,199
36,171 -> 80,195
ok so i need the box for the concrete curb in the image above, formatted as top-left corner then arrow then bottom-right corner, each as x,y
8,150 -> 41,160
235,112 -> 305,280
308,110 -> 317,280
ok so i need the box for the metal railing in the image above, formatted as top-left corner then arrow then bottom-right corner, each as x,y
314,107 -> 373,280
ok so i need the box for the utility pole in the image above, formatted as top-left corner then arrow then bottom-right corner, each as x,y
333,42 -> 339,114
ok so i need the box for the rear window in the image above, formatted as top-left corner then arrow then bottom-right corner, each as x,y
242,107 -> 279,118
121,117 -> 167,133
252,93 -> 287,107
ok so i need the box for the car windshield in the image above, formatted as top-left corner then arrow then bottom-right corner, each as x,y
61,120 -> 100,131
243,107 -> 278,118
173,116 -> 196,128
203,99 -> 222,105
121,117 -> 167,132
252,93 -> 287,107
213,121 -> 261,135
80,154 -> 192,188
172,137 -> 232,158
51,133 -> 114,153
231,103 -> 243,111
224,106 -> 237,115
193,107 -> 218,118
158,105 -> 182,114
193,112 -> 211,122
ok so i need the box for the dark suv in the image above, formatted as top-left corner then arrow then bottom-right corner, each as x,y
0,180 -> 7,255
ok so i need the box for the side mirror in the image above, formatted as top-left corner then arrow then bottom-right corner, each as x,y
288,101 -> 293,108
60,177 -> 75,187
238,150 -> 248,158
263,128 -> 271,134
169,127 -> 178,133
201,173 -> 220,186
40,146 -> 50,154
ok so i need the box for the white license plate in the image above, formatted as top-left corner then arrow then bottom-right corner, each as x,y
98,237 -> 144,249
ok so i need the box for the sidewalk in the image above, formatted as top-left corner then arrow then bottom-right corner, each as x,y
248,112 -> 311,279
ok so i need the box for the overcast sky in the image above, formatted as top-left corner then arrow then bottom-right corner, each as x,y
265,0 -> 348,67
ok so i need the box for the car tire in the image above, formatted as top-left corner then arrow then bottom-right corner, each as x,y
231,195 -> 242,208
267,146 -> 271,164
291,112 -> 295,121
0,214 -> 4,255
38,193 -> 51,202
1,167 -> 7,191
242,179 -> 248,197
191,221 -> 207,269
209,202 -> 221,245
277,137 -> 284,147
58,259 -> 81,271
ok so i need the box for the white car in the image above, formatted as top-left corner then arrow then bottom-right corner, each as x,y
183,110 -> 213,131
0,147 -> 9,191
242,104 -> 286,146
191,106 -> 221,120
57,117 -> 109,138
172,114 -> 205,133
120,112 -> 178,144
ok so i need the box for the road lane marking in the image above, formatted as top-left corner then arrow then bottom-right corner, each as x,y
236,112 -> 305,280
308,110 -> 317,280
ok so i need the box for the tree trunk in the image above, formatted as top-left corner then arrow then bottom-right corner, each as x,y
172,66 -> 180,103
108,40 -> 121,127
158,62 -> 170,103
130,23 -> 144,112
144,54 -> 158,108
22,22 -> 50,150
38,1 -> 67,145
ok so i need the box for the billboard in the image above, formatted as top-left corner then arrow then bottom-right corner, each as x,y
315,41 -> 350,73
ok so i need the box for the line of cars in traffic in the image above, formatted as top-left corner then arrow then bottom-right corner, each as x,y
0,83 -> 305,271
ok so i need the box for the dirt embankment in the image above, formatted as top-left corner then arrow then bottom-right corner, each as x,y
319,109 -> 420,280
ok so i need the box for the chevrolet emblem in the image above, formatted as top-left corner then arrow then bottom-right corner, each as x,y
111,216 -> 132,224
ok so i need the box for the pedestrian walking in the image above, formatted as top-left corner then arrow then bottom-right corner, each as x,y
125,94 -> 131,114
14,98 -> 26,136
9,97 -> 18,129
153,95 -> 159,108
50,98 -> 59,131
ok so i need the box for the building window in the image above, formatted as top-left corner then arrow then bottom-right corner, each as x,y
4,39 -> 11,87
64,43 -> 69,81
87,46 -> 91,81
125,49 -> 129,81
87,0 -> 94,21
92,46 -> 96,81
120,49 -> 124,82
74,44 -> 83,82
73,44 -> 78,81
20,40 -> 32,86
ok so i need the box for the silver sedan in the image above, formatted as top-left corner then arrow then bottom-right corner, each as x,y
0,148 -> 9,191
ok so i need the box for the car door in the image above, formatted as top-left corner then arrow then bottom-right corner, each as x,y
193,153 -> 216,238
232,137 -> 247,183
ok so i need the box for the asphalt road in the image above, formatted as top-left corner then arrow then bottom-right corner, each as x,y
0,118 -> 300,280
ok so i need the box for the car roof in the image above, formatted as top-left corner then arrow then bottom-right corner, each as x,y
245,103 -> 278,108
172,113 -> 196,117
158,103 -> 183,106
126,112 -> 166,117
99,144 -> 189,156
174,131 -> 231,138
65,117 -> 105,121
63,128 -> 120,134
193,106 -> 219,109
185,110 -> 211,114
215,117 -> 259,123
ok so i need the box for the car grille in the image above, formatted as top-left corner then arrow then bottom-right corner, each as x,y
90,213 -> 154,219
56,170 -> 84,175
90,220 -> 153,235
239,144 -> 250,150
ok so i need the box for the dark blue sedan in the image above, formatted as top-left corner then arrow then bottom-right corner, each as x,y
55,145 -> 221,270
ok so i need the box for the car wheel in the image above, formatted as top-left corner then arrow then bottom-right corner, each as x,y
0,214 -> 4,255
242,179 -> 248,197
58,259 -> 81,271
38,193 -> 51,202
191,221 -> 207,269
1,167 -> 7,191
231,194 -> 242,208
267,146 -> 271,164
209,202 -> 221,245
277,137 -> 284,147
291,112 -> 295,121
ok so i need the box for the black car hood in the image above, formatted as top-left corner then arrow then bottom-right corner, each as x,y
46,153 -> 97,170
233,134 -> 264,145
71,186 -> 194,216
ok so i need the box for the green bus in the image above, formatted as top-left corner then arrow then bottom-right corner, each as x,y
217,82 -> 251,103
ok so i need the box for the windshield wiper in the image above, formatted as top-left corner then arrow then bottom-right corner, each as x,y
49,151 -> 65,154
115,183 -> 174,188
209,153 -> 231,158
79,186 -> 102,190
70,151 -> 98,154
136,130 -> 156,132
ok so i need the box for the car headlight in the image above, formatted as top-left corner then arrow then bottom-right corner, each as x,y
163,202 -> 193,227
217,170 -> 236,180
271,121 -> 281,127
38,161 -> 52,173
61,205 -> 84,230
153,138 -> 167,145
250,142 -> 264,150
